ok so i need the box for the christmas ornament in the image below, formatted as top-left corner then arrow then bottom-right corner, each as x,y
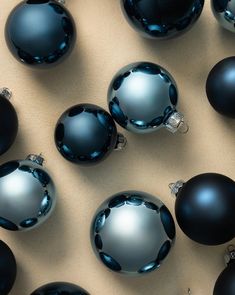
31,282 -> 89,295
206,57 -> 235,118
108,62 -> 188,134
121,0 -> 204,39
91,191 -> 176,275
211,0 -> 235,32
5,0 -> 76,68
213,245 -> 235,295
170,173 -> 235,245
0,154 -> 56,231
0,240 -> 17,295
55,103 -> 126,166
0,88 -> 18,156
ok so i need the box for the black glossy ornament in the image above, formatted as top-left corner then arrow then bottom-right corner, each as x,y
55,104 -> 126,166
121,0 -> 204,39
206,57 -> 235,118
5,0 -> 76,68
31,282 -> 89,295
213,245 -> 235,295
171,173 -> 235,245
0,240 -> 17,295
0,88 -> 18,156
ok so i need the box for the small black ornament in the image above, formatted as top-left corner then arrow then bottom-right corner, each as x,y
31,282 -> 89,295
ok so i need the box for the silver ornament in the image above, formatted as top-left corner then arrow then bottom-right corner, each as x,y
108,62 -> 188,134
90,191 -> 176,276
211,0 -> 235,32
0,154 -> 56,231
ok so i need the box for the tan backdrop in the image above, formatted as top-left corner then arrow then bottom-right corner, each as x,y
1,1 -> 235,294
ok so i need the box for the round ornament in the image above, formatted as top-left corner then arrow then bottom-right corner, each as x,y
206,57 -> 235,118
170,173 -> 235,245
0,154 -> 56,231
121,0 -> 204,39
91,191 -> 176,275
31,282 -> 89,295
108,62 -> 188,134
5,0 -> 76,68
0,88 -> 18,156
0,240 -> 17,295
55,103 -> 126,166
211,0 -> 235,32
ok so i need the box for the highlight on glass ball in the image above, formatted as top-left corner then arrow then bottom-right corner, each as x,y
108,62 -> 188,134
170,173 -> 235,245
206,57 -> 235,118
0,88 -> 18,156
5,0 -> 76,68
213,245 -> 235,295
0,240 -> 17,295
0,154 -> 56,231
121,0 -> 204,39
55,103 -> 127,166
31,282 -> 89,295
211,0 -> 235,32
90,191 -> 176,275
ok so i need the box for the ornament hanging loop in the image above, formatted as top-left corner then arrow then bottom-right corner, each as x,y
115,133 -> 127,151
0,87 -> 12,100
169,180 -> 185,196
26,154 -> 45,166
224,245 -> 235,266
165,111 -> 189,134
188,288 -> 191,294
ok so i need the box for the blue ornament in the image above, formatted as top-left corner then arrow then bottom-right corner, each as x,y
211,0 -> 235,33
121,0 -> 204,39
5,0 -> 76,68
108,62 -> 188,134
91,191 -> 176,276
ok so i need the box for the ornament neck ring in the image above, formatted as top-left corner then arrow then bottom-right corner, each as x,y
26,154 -> 45,166
224,245 -> 235,266
114,133 -> 127,151
165,111 -> 189,134
0,88 -> 12,100
169,180 -> 185,196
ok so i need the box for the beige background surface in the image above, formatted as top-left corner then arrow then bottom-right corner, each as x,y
0,0 -> 235,294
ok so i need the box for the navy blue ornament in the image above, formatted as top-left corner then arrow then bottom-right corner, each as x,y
0,240 -> 17,295
31,282 -> 89,295
5,0 -> 76,68
55,104 -> 126,166
0,88 -> 18,156
171,173 -> 235,245
91,191 -> 176,276
108,62 -> 188,134
121,0 -> 204,39
214,245 -> 235,295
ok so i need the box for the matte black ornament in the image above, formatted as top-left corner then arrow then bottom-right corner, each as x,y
108,62 -> 188,134
0,88 -> 18,156
170,173 -> 235,245
0,240 -> 17,295
91,191 -> 176,276
31,282 -> 89,295
206,57 -> 235,118
121,0 -> 204,39
213,245 -> 235,295
5,0 -> 76,68
55,104 -> 126,166
211,0 -> 235,32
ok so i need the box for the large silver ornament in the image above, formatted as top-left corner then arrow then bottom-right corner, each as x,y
0,154 -> 56,231
211,0 -> 235,32
91,191 -> 176,276
108,62 -> 188,134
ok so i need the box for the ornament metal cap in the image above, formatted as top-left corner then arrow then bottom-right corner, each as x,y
169,180 -> 185,195
0,87 -> 12,100
114,133 -> 127,151
26,154 -> 44,166
224,245 -> 235,266
165,111 -> 189,134
56,0 -> 66,4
